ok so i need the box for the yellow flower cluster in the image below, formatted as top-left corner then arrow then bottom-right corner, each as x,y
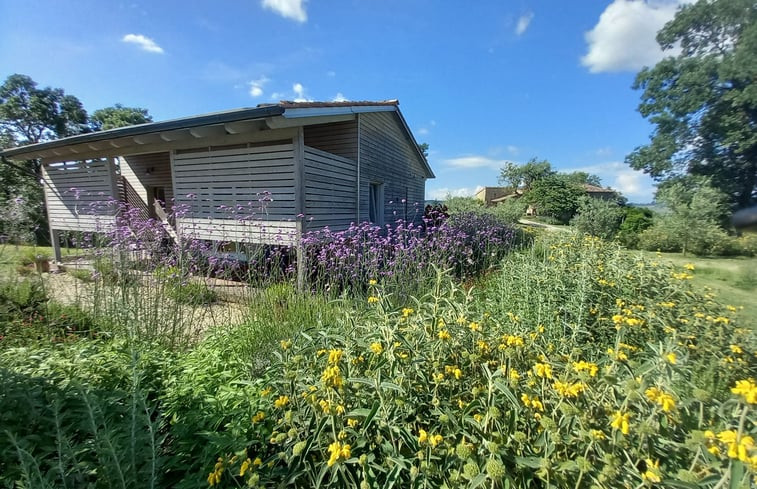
207,457 -> 224,486
499,334 -> 525,349
445,365 -> 463,379
367,296 -> 379,303
280,339 -> 292,350
327,441 -> 351,466
672,271 -> 693,280
321,365 -> 343,389
640,459 -> 662,483
572,360 -> 598,377
369,342 -> 383,355
252,411 -> 266,423
521,393 -> 544,412
469,321 -> 481,332
610,410 -> 631,435
731,379 -> 757,404
645,387 -> 676,412
418,429 -> 443,448
274,395 -> 290,408
705,430 -> 757,470
532,362 -> 553,379
553,380 -> 586,398
438,329 -> 451,340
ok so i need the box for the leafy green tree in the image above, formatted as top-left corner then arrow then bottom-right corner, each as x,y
0,74 -> 88,145
640,177 -> 730,255
617,207 -> 655,248
525,176 -> 585,224
443,196 -> 483,215
90,104 -> 152,130
627,0 -> 757,209
558,171 -> 602,187
499,158 -> 554,190
570,196 -> 623,240
418,142 -> 429,158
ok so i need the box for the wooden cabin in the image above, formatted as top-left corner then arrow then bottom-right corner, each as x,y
0,100 -> 434,262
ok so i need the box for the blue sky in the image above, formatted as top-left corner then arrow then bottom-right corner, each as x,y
0,0 -> 691,203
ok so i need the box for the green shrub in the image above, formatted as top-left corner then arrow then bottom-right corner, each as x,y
570,196 -> 623,239
0,340 -> 174,488
617,207 -> 654,248
204,238 -> 756,488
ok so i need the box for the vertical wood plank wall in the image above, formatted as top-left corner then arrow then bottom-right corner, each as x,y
358,112 -> 427,223
303,146 -> 358,230
42,160 -> 117,231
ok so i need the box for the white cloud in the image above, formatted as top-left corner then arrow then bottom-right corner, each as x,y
261,0 -> 307,23
443,155 -> 515,170
594,146 -> 613,157
121,33 -> 163,54
564,161 -> 656,202
270,92 -> 283,101
248,76 -> 269,98
292,82 -> 313,102
427,186 -> 483,200
581,0 -> 688,73
332,92 -> 348,102
417,127 -> 430,136
506,145 -> 520,156
515,12 -> 534,36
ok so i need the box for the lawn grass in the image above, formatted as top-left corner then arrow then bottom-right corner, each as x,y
0,243 -> 87,273
633,250 -> 757,326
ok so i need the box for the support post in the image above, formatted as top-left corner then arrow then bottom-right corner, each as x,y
296,220 -> 305,292
50,229 -> 61,263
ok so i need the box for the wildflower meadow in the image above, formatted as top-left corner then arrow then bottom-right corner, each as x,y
0,202 -> 755,488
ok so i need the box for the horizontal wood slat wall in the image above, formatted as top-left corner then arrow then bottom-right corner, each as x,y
303,146 -> 357,230
43,160 -> 117,232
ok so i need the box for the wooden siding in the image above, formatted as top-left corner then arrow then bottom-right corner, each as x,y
172,141 -> 297,245
43,159 -> 117,232
175,217 -> 298,245
358,112 -> 427,223
303,120 -> 358,161
303,146 -> 357,230
119,152 -> 174,211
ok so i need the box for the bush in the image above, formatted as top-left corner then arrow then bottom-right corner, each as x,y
570,196 -> 623,239
617,207 -> 654,248
205,236 -> 756,488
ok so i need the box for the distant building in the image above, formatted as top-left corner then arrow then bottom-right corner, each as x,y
475,186 -> 518,206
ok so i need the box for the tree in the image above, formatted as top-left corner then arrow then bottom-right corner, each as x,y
90,104 -> 152,130
0,74 -> 88,145
525,176 -> 585,224
626,0 -> 757,209
558,171 -> 602,187
499,158 -> 554,190
418,142 -> 429,158
617,207 -> 655,248
570,196 -> 623,240
641,177 -> 730,255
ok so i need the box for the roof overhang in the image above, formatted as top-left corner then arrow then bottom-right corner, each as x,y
1,100 -> 434,178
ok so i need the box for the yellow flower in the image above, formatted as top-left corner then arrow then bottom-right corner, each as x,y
280,339 -> 292,350
370,342 -> 383,355
347,418 -> 359,428
418,429 -> 428,444
402,307 -> 414,317
321,365 -> 344,389
657,301 -> 676,308
253,457 -> 262,466
590,429 -> 605,440
239,458 -> 252,476
327,349 -> 343,365
553,380 -> 586,398
641,459 -> 661,483
327,441 -> 351,466
469,321 -> 481,332
433,372 -> 445,383
368,279 -> 377,285
252,411 -> 266,423
437,329 -> 451,340
610,410 -> 631,435
509,369 -> 520,382
645,387 -> 676,412
731,344 -> 743,354
274,395 -> 290,408
731,379 -> 757,404
260,386 -> 272,396
430,434 -> 443,448
684,263 -> 695,270
533,362 -> 553,379
665,352 -> 677,364
367,296 -> 379,304
572,360 -> 598,377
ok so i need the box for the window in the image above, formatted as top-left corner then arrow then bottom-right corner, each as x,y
369,182 -> 384,226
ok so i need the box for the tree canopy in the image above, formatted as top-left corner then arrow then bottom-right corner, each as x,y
0,74 -> 88,145
90,104 -> 152,131
499,158 -> 554,190
626,0 -> 757,209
